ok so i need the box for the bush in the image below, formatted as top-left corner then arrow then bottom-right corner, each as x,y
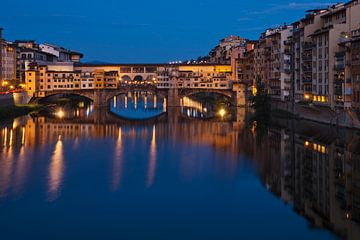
0,105 -> 41,120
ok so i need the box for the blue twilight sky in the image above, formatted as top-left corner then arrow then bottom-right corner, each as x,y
1,0 -> 335,63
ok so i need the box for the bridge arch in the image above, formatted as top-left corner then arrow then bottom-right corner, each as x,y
39,91 -> 95,104
103,85 -> 161,105
121,75 -> 132,82
179,89 -> 233,99
133,75 -> 143,82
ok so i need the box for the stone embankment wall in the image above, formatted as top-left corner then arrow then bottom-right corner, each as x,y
0,94 -> 14,108
13,92 -> 31,105
271,100 -> 360,129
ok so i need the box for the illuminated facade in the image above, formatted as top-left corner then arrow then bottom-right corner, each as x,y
1,41 -> 16,85
25,63 -> 234,97
0,28 -> 16,88
254,26 -> 293,101
156,64 -> 233,90
209,36 -> 248,64
13,40 -> 83,83
25,63 -> 119,97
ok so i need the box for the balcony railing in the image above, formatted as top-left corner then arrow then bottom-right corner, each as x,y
302,78 -> 312,83
302,56 -> 313,61
334,64 -> 345,71
302,42 -> 315,50
335,51 -> 345,58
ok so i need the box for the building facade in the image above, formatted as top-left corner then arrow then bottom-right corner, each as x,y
209,36 -> 247,64
0,28 -> 17,89
25,63 -> 233,98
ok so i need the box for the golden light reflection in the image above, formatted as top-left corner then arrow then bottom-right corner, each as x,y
144,96 -> 147,109
21,127 -> 25,145
125,96 -> 128,109
3,128 -> 8,147
147,125 -> 157,188
14,145 -> 27,196
48,135 -> 64,201
154,95 -> 157,108
134,96 -> 137,109
113,96 -> 117,108
9,129 -> 13,147
163,97 -> 167,112
112,127 -> 123,191
0,144 -> 12,198
86,106 -> 90,116
181,97 -> 203,112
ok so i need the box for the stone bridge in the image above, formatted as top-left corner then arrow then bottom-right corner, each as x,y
34,82 -> 246,108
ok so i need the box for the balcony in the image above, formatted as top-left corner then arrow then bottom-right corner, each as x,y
334,64 -> 345,71
335,51 -> 345,58
284,69 -> 291,74
302,66 -> 312,73
284,50 -> 292,56
302,55 -> 313,62
351,59 -> 360,66
302,78 -> 313,83
302,42 -> 315,50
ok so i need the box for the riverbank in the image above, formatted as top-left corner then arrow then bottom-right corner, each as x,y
270,100 -> 360,129
0,104 -> 43,120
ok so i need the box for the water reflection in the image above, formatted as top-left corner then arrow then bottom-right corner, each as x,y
0,109 -> 359,239
146,125 -> 157,187
110,92 -> 166,120
48,135 -> 64,201
112,127 -> 123,191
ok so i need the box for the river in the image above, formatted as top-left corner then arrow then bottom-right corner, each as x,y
0,93 -> 359,239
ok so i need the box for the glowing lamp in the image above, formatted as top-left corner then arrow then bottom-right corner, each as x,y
56,109 -> 65,119
218,108 -> 226,118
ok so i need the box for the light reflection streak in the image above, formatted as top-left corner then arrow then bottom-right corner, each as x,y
9,129 -> 13,147
14,145 -> 27,196
146,125 -> 157,187
48,135 -> 65,201
21,127 -> 25,145
163,98 -> 167,112
3,128 -> 7,147
181,97 -> 203,112
112,127 -> 123,191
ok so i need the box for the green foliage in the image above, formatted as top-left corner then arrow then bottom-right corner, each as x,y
251,80 -> 271,123
0,105 -> 41,120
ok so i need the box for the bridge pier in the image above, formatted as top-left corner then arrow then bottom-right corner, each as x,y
167,88 -> 181,107
232,82 -> 247,107
93,89 -> 108,108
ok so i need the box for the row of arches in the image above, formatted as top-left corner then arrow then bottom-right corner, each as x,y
120,75 -> 156,82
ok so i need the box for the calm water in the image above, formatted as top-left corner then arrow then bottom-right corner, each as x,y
110,92 -> 166,120
0,95 -> 359,239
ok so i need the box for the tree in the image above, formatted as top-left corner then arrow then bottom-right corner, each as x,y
252,77 -> 270,123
